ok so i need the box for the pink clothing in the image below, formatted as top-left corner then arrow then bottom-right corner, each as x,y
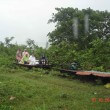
16,50 -> 22,62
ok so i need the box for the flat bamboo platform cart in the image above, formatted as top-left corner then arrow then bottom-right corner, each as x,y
15,63 -> 52,69
60,69 -> 110,78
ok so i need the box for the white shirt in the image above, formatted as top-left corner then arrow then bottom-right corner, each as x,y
29,55 -> 36,65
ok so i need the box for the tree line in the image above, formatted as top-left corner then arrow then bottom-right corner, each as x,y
0,37 -> 45,68
0,7 -> 110,71
47,7 -> 110,71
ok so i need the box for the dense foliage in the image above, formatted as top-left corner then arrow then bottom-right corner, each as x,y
0,37 -> 45,69
47,8 -> 110,71
0,8 -> 110,72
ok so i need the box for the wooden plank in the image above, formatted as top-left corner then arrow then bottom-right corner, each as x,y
15,63 -> 52,69
76,71 -> 92,76
59,69 -> 76,74
60,69 -> 110,78
92,73 -> 110,78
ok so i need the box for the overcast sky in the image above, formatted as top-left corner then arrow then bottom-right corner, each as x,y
0,0 -> 110,47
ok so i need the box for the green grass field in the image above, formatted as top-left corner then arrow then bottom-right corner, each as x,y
0,68 -> 110,110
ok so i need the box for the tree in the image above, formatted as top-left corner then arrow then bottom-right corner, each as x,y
26,38 -> 38,50
48,8 -> 110,49
5,37 -> 14,47
47,41 -> 78,66
76,38 -> 110,71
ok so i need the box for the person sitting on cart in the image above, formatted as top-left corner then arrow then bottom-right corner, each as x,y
29,54 -> 36,65
19,53 -> 29,64
22,49 -> 29,58
70,61 -> 78,70
39,54 -> 47,65
16,49 -> 22,63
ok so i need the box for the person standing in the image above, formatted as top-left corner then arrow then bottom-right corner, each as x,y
16,49 -> 22,63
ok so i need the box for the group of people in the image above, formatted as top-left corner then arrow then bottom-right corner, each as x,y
16,49 -> 37,65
